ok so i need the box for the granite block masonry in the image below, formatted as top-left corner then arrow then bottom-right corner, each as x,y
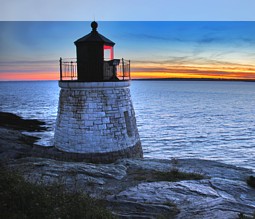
54,81 -> 143,162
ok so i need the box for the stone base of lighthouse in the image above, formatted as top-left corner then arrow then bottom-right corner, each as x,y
54,81 -> 143,162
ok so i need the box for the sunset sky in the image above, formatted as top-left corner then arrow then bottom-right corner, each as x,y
1,1 -> 255,81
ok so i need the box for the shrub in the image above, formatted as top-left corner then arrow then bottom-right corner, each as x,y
0,167 -> 115,219
238,212 -> 255,219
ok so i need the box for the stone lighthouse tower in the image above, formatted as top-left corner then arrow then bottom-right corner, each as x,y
54,22 -> 143,162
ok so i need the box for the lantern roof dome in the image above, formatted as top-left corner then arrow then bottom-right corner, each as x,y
74,21 -> 115,46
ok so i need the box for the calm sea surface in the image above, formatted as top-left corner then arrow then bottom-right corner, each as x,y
0,80 -> 254,171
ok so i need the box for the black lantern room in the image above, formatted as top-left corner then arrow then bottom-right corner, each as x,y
74,21 -> 117,82
59,22 -> 130,82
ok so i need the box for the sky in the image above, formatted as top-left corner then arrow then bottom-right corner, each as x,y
0,21 -> 255,80
1,0 -> 255,21
1,0 -> 255,81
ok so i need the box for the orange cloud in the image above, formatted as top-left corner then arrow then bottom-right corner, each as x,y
131,62 -> 255,80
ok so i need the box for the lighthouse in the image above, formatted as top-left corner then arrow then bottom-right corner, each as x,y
54,22 -> 143,162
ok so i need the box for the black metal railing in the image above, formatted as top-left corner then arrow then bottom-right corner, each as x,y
59,57 -> 130,81
118,59 -> 130,80
59,58 -> 77,81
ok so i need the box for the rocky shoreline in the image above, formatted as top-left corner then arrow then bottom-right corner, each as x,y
0,112 -> 254,218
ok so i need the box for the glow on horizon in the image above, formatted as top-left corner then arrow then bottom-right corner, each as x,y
2,67 -> 255,81
1,63 -> 255,81
0,72 -> 58,81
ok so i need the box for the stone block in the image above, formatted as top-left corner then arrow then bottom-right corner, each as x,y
99,124 -> 107,130
84,121 -> 93,126
102,117 -> 110,123
107,124 -> 114,128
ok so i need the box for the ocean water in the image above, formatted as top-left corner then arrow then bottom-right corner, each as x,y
0,80 -> 254,171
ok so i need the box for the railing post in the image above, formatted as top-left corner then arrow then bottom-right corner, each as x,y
122,58 -> 125,81
75,61 -> 77,79
71,61 -> 73,80
59,57 -> 62,81
128,60 -> 130,80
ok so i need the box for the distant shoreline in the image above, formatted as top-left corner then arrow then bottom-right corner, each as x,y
132,78 -> 255,82
0,78 -> 255,82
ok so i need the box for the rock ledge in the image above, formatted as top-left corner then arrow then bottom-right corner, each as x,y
1,112 -> 255,219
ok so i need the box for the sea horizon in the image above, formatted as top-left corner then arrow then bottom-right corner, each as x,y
1,77 -> 255,82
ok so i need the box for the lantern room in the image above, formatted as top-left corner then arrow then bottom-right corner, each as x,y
73,21 -> 120,82
59,22 -> 130,82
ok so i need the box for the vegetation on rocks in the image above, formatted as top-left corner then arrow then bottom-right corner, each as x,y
0,166 -> 115,219
238,212 -> 255,219
128,167 -> 205,183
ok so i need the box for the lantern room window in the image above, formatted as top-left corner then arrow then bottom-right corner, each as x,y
104,45 -> 114,60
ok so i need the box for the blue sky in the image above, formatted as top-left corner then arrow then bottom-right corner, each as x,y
0,21 -> 255,80
1,0 -> 255,21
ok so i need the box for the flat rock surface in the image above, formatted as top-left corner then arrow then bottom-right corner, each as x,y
1,112 -> 255,219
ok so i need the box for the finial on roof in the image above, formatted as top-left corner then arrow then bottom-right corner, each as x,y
91,21 -> 98,32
